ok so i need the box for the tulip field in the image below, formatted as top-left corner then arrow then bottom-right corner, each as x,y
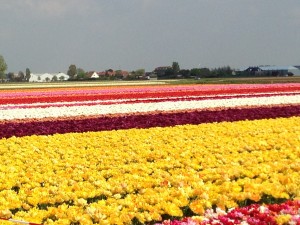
0,83 -> 300,225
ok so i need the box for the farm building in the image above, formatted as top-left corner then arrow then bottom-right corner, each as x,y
259,66 -> 300,76
29,73 -> 69,82
244,66 -> 300,76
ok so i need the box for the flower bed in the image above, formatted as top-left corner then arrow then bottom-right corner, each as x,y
0,83 -> 299,225
155,200 -> 300,225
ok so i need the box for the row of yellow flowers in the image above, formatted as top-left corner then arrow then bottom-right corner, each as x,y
0,116 -> 299,224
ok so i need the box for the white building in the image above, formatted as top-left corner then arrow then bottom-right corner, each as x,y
259,66 -> 300,76
29,73 -> 70,82
90,72 -> 100,79
56,72 -> 70,81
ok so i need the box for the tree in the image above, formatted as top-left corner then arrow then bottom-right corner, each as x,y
211,66 -> 233,77
199,68 -> 211,78
172,62 -> 180,75
76,68 -> 86,80
59,76 -> 65,81
164,68 -> 176,78
16,71 -> 25,82
45,77 -> 50,82
179,69 -> 191,78
25,68 -> 31,82
0,55 -> 7,82
115,70 -> 123,79
135,69 -> 145,77
190,68 -> 202,78
125,71 -> 136,80
7,72 -> 15,82
67,64 -> 77,79
157,62 -> 180,79
52,75 -> 58,82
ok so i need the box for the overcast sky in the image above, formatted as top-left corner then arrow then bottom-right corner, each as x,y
1,0 -> 300,73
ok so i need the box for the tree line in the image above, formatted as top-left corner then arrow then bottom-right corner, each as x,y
67,64 -> 148,81
0,55 -> 32,82
154,62 -> 234,79
67,62 -> 235,81
0,54 -> 236,83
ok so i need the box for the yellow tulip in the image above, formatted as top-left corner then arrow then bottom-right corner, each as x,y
276,214 -> 292,225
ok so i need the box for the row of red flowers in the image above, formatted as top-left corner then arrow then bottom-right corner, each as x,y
1,84 -> 299,104
1,92 -> 299,110
0,104 -> 299,139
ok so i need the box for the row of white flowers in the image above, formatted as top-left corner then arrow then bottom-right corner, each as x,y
0,94 -> 299,120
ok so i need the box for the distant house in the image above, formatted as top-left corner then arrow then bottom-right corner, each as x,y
91,72 -> 99,79
96,70 -> 129,79
96,69 -> 116,78
121,70 -> 129,77
90,72 -> 99,79
106,69 -> 115,76
97,71 -> 106,77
